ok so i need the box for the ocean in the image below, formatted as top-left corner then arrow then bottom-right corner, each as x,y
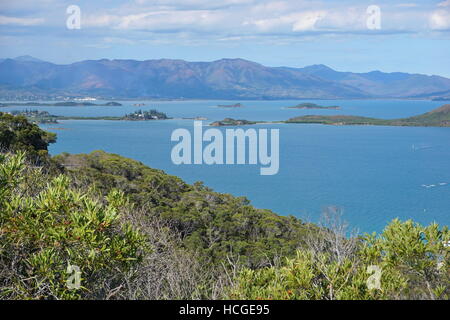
3,99 -> 448,233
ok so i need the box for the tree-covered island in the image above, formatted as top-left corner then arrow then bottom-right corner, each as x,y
122,109 -> 169,120
286,102 -> 341,110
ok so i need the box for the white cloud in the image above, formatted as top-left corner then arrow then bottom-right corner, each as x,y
133,0 -> 255,10
395,3 -> 418,8
315,8 -> 365,31
430,10 -> 450,29
0,0 -> 57,11
292,11 -> 326,31
82,1 -> 430,36
0,15 -> 45,26
83,14 -> 121,28
241,10 -> 327,33
248,1 -> 294,14
114,10 -> 228,31
2,0 -> 450,45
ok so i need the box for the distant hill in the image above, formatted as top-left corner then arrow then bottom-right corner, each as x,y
295,64 -> 450,98
399,104 -> 450,126
286,104 -> 450,127
1,57 -> 450,100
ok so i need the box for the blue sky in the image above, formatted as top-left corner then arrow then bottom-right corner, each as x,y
1,0 -> 449,77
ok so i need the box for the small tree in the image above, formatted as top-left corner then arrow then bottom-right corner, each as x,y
229,216 -> 449,300
0,113 -> 56,164
0,153 -> 146,299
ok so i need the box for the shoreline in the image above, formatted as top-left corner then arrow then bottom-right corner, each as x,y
1,97 -> 445,104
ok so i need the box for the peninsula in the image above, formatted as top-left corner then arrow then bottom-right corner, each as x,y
0,101 -> 122,107
210,118 -> 257,126
286,102 -> 340,110
286,104 -> 450,127
216,103 -> 243,108
210,104 -> 450,128
4,109 -> 169,124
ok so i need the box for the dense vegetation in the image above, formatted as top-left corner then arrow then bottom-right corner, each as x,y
0,113 -> 56,163
54,151 -> 307,268
0,113 -> 448,300
0,153 -> 146,299
10,110 -> 58,124
122,109 -> 168,120
231,219 -> 449,300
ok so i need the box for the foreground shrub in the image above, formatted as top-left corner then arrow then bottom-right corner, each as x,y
0,113 -> 56,165
229,220 -> 449,300
55,151 -> 310,268
0,153 -> 146,299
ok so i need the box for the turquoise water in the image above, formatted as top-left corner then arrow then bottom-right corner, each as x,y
5,99 -> 448,232
2,99 -> 445,122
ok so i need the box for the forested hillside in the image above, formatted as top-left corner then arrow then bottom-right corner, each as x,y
0,113 -> 448,300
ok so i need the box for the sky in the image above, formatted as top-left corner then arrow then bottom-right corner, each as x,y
0,0 -> 449,77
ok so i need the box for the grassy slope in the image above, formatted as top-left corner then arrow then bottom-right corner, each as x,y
394,104 -> 450,126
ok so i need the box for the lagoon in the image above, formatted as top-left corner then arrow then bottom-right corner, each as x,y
4,99 -> 447,232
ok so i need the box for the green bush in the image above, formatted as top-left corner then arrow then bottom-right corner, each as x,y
0,153 -> 146,299
55,151 -> 310,268
0,113 -> 56,164
1,115 -> 448,300
229,220 -> 449,300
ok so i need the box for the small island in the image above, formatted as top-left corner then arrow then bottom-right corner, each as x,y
210,118 -> 257,126
216,103 -> 243,108
0,101 -> 122,107
122,109 -> 169,120
286,102 -> 340,110
285,104 -> 450,127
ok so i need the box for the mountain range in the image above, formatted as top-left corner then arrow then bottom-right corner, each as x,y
1,56 -> 450,100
